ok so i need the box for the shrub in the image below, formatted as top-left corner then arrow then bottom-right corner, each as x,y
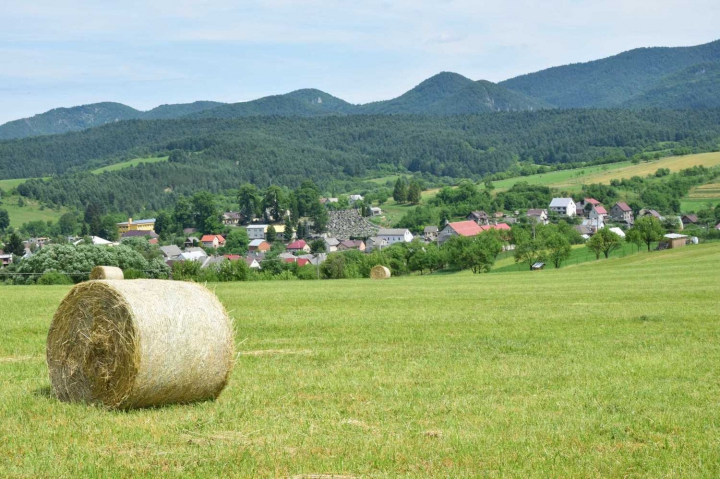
37,272 -> 74,285
123,268 -> 147,280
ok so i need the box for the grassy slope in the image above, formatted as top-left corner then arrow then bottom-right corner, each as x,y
2,244 -> 720,477
1,196 -> 69,228
91,156 -> 169,174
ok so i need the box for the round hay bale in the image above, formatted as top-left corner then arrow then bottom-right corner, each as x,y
370,265 -> 391,280
46,280 -> 234,409
89,266 -> 124,280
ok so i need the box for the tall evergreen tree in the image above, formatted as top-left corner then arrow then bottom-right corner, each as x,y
5,231 -> 25,256
393,178 -> 408,203
407,180 -> 422,204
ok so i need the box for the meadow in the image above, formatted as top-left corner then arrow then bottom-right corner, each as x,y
2,244 -> 720,477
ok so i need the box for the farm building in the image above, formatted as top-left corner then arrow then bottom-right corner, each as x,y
338,240 -> 365,251
681,214 -> 698,226
222,212 -> 242,226
664,233 -> 688,249
324,237 -> 340,252
370,207 -> 383,216
527,209 -> 548,224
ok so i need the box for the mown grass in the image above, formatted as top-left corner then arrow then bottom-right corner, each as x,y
2,244 -> 720,477
91,156 -> 169,174
1,195 -> 69,228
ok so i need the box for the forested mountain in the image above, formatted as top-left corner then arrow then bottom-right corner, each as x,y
501,39 -> 720,108
0,101 -> 227,140
186,89 -> 355,119
359,73 -> 549,114
0,102 -> 141,140
142,101 -> 225,119
622,62 -> 720,109
8,109 -> 720,214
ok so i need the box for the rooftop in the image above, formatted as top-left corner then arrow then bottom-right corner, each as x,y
550,198 -> 574,208
447,221 -> 482,237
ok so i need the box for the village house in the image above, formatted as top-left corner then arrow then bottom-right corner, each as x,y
121,230 -> 159,240
348,194 -> 364,205
0,253 -> 12,268
587,204 -> 607,228
245,256 -> 262,269
466,211 -> 490,225
365,236 -> 387,252
246,224 -> 268,240
716,222 -> 720,230
549,198 -> 576,217
576,198 -> 601,216
320,198 -> 339,205
222,212 -> 242,226
184,237 -> 199,248
610,202 -> 634,224
116,218 -> 156,235
493,211 -> 505,220
423,226 -> 439,242
246,224 -> 287,240
527,209 -> 548,224
160,245 -> 182,261
438,220 -> 482,245
178,249 -> 208,262
338,240 -> 366,252
377,228 -> 413,244
370,207 -> 383,217
286,239 -> 311,254
248,239 -> 271,253
639,209 -> 663,220
324,237 -> 340,252
681,214 -> 698,226
201,234 -> 225,249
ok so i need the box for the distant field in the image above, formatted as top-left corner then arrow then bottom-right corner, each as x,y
2,244 -> 720,476
489,152 -> 720,193
2,195 -> 68,228
91,156 -> 169,174
0,178 -> 33,190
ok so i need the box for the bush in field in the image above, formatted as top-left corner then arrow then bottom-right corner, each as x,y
37,272 -> 74,285
123,268 -> 147,280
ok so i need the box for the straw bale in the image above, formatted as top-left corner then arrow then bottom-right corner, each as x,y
370,265 -> 391,280
46,280 -> 234,409
89,266 -> 124,280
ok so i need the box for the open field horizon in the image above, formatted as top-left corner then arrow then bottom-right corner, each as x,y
2,244 -> 720,476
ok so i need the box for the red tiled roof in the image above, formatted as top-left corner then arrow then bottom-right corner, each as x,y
224,254 -> 241,261
448,221 -> 482,237
200,235 -> 216,242
594,206 -> 607,215
287,240 -> 307,249
283,257 -> 297,263
614,202 -> 631,212
585,198 -> 601,205
479,223 -> 512,232
297,258 -> 310,267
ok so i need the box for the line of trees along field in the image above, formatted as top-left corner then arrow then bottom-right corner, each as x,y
4,109 -> 720,214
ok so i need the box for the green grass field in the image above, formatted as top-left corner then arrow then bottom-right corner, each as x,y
2,244 -> 720,477
2,195 -> 69,228
91,156 -> 169,174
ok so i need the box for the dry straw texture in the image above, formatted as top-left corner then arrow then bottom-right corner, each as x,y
370,265 -> 391,280
89,266 -> 124,280
46,280 -> 234,409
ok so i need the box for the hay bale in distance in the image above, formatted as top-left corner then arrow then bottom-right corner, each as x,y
46,280 -> 234,409
89,266 -> 124,280
371,265 -> 391,280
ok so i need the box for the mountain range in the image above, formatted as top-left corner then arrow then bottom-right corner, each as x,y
1,39 -> 719,141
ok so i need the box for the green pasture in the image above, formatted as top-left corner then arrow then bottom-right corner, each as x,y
91,156 -> 169,174
2,244 -> 720,476
1,195 -> 68,228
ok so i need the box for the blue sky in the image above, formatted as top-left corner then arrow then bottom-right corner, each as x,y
1,0 -> 718,124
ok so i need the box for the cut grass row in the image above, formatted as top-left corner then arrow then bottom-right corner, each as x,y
1,244 -> 720,476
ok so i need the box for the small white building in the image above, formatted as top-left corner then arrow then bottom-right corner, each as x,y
370,207 -> 382,216
377,228 -> 413,244
608,227 -> 626,238
349,194 -> 364,205
549,198 -> 576,217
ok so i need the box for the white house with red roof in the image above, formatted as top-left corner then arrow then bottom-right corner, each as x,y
286,239 -> 311,253
201,234 -> 225,249
588,204 -> 607,223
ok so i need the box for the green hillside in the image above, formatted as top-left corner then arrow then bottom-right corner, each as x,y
2,244 -> 720,476
623,62 -> 720,109
8,110 -> 720,212
360,73 -> 549,114
501,39 -> 720,108
141,101 -> 225,119
0,102 -> 141,140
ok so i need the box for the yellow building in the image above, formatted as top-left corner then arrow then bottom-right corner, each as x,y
116,218 -> 156,235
